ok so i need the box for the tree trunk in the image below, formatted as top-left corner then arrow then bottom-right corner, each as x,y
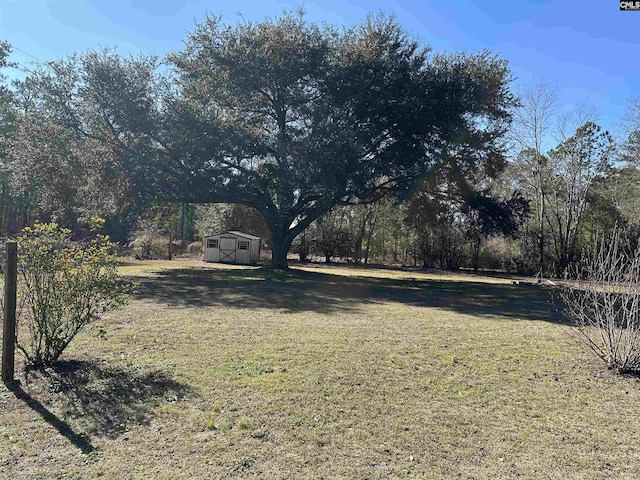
472,236 -> 481,272
538,193 -> 545,278
264,202 -> 333,270
270,229 -> 294,270
354,211 -> 369,264
298,231 -> 308,262
557,241 -> 570,277
363,206 -> 378,265
168,229 -> 173,260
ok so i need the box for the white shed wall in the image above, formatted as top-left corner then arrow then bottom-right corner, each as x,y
204,232 -> 260,265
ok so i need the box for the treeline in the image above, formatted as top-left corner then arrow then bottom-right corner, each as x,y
1,17 -> 639,276
167,89 -> 640,277
194,85 -> 640,276
195,193 -> 528,272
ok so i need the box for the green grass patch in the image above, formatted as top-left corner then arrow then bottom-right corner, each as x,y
211,355 -> 275,380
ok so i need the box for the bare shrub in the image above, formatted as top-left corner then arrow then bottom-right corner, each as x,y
559,231 -> 640,372
187,241 -> 203,257
128,237 -> 169,260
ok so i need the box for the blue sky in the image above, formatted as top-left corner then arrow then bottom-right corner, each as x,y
1,0 -> 638,139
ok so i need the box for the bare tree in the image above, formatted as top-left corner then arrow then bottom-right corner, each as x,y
619,96 -> 640,136
619,96 -> 640,166
546,122 -> 616,274
554,101 -> 600,144
509,78 -> 558,277
560,229 -> 640,373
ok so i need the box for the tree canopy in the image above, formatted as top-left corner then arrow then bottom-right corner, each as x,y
8,12 -> 516,268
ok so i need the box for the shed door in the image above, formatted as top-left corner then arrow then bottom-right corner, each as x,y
219,237 -> 237,263
236,239 -> 250,264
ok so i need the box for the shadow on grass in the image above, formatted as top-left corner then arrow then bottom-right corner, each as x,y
8,382 -> 95,454
38,360 -> 194,439
128,266 -> 565,324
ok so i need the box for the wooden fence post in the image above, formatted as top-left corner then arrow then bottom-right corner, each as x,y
2,241 -> 17,384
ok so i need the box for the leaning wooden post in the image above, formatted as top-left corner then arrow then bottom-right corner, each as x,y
2,241 -> 17,384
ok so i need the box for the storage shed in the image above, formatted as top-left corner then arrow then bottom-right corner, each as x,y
204,231 -> 261,265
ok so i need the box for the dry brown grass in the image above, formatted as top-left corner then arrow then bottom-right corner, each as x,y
2,259 -> 640,479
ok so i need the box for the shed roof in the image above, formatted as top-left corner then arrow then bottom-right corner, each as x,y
204,231 -> 261,240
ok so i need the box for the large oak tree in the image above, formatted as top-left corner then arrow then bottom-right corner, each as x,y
11,13 -> 515,268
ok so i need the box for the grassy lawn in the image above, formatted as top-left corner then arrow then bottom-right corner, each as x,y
2,258 -> 640,479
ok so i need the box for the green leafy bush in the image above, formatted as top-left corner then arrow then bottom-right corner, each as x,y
14,222 -> 131,370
